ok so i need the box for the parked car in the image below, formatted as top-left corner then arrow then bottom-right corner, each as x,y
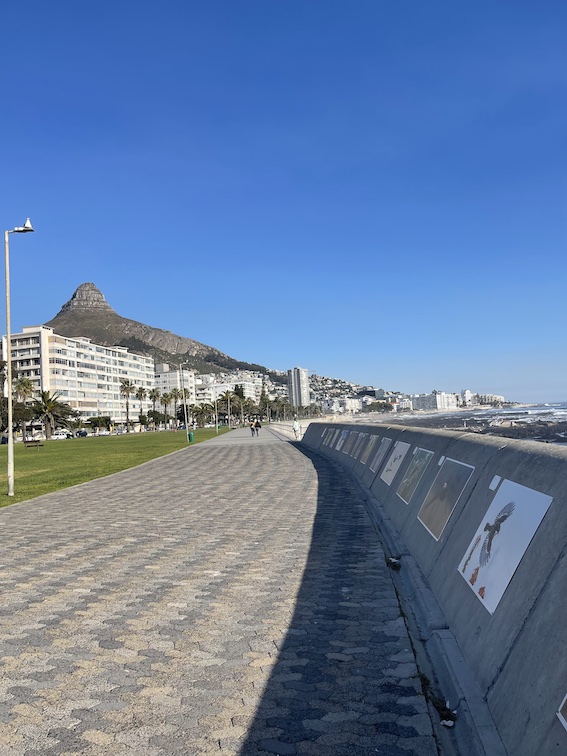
76,430 -> 88,437
51,431 -> 73,440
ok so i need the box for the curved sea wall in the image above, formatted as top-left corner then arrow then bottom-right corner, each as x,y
301,422 -> 567,756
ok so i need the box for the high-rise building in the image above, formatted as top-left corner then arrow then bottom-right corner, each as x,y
287,367 -> 310,407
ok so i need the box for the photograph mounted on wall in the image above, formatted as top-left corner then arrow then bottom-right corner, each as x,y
343,431 -> 359,455
369,437 -> 392,473
557,692 -> 567,732
458,479 -> 553,614
352,433 -> 368,458
359,435 -> 379,465
336,430 -> 349,451
380,441 -> 411,486
418,458 -> 474,540
397,447 -> 434,505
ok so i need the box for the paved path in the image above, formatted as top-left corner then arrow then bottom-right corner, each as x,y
0,429 -> 439,756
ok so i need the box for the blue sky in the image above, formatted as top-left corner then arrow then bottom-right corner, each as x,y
2,1 -> 566,403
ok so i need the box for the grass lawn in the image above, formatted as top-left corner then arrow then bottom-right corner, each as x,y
0,428 -> 230,507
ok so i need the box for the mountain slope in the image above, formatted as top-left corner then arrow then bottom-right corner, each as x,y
45,283 -> 273,375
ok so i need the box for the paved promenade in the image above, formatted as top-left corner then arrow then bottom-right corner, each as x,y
0,429 -> 439,755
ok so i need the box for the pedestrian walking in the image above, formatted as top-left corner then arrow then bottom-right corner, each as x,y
250,422 -> 255,437
254,420 -> 262,436
293,419 -> 300,439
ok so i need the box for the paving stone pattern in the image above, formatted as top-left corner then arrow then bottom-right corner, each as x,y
0,429 -> 439,755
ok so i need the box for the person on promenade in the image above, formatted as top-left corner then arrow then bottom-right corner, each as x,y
254,419 -> 261,436
293,419 -> 300,439
250,421 -> 255,437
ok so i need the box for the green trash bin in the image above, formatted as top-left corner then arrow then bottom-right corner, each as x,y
188,431 -> 194,443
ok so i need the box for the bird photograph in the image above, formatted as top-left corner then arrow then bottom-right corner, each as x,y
479,502 -> 516,567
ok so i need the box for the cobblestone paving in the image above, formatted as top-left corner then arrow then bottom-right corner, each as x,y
0,429 -> 439,755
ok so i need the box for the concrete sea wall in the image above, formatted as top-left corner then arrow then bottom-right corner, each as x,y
301,422 -> 567,756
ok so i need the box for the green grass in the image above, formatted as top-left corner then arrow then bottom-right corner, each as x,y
0,428 -> 229,506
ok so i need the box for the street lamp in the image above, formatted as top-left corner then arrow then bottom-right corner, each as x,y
180,363 -> 190,443
4,218 -> 34,496
213,384 -> 219,435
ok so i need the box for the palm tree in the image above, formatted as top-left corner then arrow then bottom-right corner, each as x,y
219,390 -> 234,427
135,386 -> 147,426
282,399 -> 293,421
170,388 -> 182,428
14,376 -> 35,441
148,387 -> 160,430
31,390 -> 74,440
120,379 -> 136,432
231,394 -> 244,427
193,402 -> 213,428
161,392 -> 172,430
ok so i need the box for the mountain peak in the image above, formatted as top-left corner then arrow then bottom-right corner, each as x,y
58,283 -> 115,314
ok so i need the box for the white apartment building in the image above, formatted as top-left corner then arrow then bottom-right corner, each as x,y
288,367 -> 310,407
194,374 -> 260,405
411,391 -> 458,411
478,393 -> 505,405
1,325 -> 155,424
155,364 -> 196,404
461,389 -> 474,406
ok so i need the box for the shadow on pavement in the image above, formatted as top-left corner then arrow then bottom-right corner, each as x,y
237,445 -> 433,756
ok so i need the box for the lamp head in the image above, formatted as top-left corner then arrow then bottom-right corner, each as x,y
13,218 -> 34,233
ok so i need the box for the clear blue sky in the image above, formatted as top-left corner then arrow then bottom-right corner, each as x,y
2,1 -> 566,403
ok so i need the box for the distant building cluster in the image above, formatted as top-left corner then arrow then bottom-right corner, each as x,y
1,325 -> 281,426
309,375 -> 507,415
1,324 -> 507,427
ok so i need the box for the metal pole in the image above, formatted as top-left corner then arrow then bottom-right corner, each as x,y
4,231 -> 14,496
214,387 -> 218,434
181,365 -> 189,442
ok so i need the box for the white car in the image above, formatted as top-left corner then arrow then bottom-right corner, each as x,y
51,431 -> 72,440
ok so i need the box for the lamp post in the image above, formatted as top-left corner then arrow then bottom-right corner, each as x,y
4,218 -> 34,496
180,363 -> 190,443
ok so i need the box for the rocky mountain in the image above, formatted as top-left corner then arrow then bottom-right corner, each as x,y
45,283 -> 275,376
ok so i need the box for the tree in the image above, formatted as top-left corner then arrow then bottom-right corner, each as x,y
219,390 -> 234,427
135,387 -> 147,429
148,388 -> 160,430
161,392 -> 172,429
231,394 -> 245,426
14,376 -> 35,441
88,415 -> 112,432
366,401 -> 394,413
171,388 -> 182,428
193,403 -> 213,428
135,386 -> 147,414
120,378 -> 136,432
31,391 -> 74,440
259,387 -> 269,420
13,402 -> 34,437
148,409 -> 164,428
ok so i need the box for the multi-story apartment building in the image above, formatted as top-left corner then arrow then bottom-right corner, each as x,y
410,391 -> 458,411
1,325 -> 155,424
155,364 -> 196,404
193,374 -> 263,405
287,367 -> 310,408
